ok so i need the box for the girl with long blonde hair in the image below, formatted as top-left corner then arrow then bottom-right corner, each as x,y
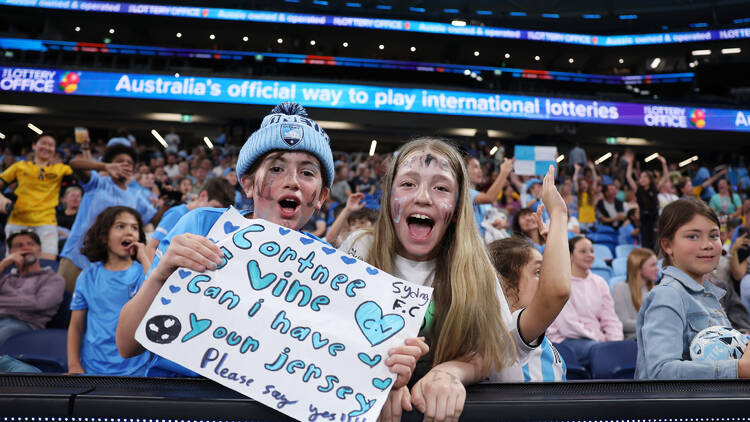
340,137 -> 516,421
612,248 -> 659,339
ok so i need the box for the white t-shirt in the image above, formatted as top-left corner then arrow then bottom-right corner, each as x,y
339,230 -> 539,382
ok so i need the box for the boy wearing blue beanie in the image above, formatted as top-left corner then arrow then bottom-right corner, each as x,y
116,102 -> 334,376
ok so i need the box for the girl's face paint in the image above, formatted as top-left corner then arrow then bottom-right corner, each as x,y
245,152 -> 329,230
390,150 -> 458,261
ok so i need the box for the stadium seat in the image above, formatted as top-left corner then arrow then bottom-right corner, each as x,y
0,329 -> 68,373
593,243 -> 613,261
615,244 -> 637,259
593,224 -> 617,235
612,257 -> 628,277
39,258 -> 60,272
589,340 -> 638,379
608,275 -> 627,291
552,342 -> 589,380
46,290 -> 72,330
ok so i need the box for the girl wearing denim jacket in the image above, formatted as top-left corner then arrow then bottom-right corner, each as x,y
636,197 -> 750,379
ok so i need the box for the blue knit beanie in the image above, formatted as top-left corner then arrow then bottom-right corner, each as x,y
236,102 -> 334,187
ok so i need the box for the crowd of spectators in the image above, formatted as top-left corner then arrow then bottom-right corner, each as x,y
1,126 -> 750,381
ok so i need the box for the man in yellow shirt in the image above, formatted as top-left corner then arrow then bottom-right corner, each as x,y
0,134 -> 73,260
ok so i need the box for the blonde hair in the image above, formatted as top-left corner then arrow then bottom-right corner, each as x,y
361,137 -> 514,375
625,248 -> 656,311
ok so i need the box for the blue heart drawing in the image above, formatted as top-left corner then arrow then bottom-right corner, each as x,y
169,285 -> 181,294
322,247 -> 336,255
299,236 -> 314,245
357,352 -> 382,368
366,267 -> 379,275
279,227 -> 290,235
341,256 -> 356,265
161,297 -> 171,305
355,301 -> 405,346
178,269 -> 191,279
223,221 -> 240,234
372,377 -> 393,391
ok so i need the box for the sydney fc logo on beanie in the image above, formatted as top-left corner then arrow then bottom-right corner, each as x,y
280,123 -> 304,147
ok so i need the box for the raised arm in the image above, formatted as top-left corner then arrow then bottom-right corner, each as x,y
69,157 -> 129,184
326,193 -> 365,246
518,165 -> 571,343
624,152 -> 637,191
702,167 -> 729,189
474,158 -> 514,204
572,163 -> 581,194
656,155 -> 669,189
588,160 -> 599,192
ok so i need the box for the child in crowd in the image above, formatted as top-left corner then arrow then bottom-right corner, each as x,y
547,236 -> 623,368
325,192 -> 377,247
116,103 -> 426,403
487,166 -> 571,382
466,157 -> 513,239
512,208 -> 546,253
59,143 -> 157,292
618,208 -> 641,245
636,197 -> 750,379
339,138 -> 521,422
612,248 -> 658,340
67,206 -> 151,375
146,177 -> 235,257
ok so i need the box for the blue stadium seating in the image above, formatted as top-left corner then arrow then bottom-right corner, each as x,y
593,243 -> 613,261
615,244 -> 638,259
591,266 -> 612,281
0,329 -> 68,373
589,340 -> 638,379
612,257 -> 628,277
552,342 -> 589,379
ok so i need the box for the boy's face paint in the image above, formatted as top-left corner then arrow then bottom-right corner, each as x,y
245,152 -> 329,230
391,150 -> 458,261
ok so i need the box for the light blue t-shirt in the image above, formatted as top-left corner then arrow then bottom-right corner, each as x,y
470,189 -> 493,238
128,179 -> 156,204
61,171 -> 157,270
70,261 -> 150,375
152,204 -> 190,243
141,207 -> 328,377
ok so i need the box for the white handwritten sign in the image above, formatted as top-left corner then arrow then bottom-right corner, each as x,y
136,218 -> 432,422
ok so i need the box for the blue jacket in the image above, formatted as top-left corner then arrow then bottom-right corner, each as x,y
635,266 -> 736,379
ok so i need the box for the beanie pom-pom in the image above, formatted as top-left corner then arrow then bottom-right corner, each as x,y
269,102 -> 308,117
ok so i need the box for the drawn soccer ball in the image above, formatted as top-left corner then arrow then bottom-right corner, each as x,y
689,326 -> 748,361
145,314 -> 182,344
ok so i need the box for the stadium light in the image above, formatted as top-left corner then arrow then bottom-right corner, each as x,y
27,123 -> 43,135
451,20 -> 466,26
151,129 -> 168,149
691,49 -> 711,56
75,26 -> 81,32
0,132 -> 5,140
595,152 -> 612,165
203,137 -> 214,149
534,55 -> 541,61
679,155 -> 698,167
650,58 -> 661,69
369,140 -> 377,156
489,146 -> 498,155
644,153 -> 659,162
556,154 -> 565,163
176,32 -> 181,38
722,48 -> 741,54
